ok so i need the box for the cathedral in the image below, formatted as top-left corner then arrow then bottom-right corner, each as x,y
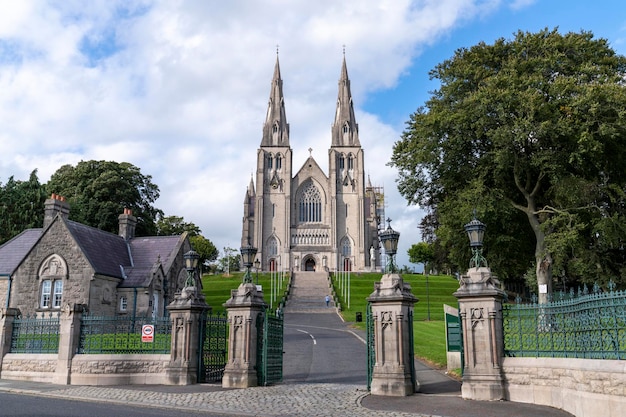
241,56 -> 384,273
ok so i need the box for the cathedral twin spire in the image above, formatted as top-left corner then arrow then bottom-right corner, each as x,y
261,56 -> 290,147
260,54 -> 359,148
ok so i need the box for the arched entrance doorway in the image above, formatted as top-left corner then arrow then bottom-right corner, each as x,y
343,258 -> 352,272
304,258 -> 316,271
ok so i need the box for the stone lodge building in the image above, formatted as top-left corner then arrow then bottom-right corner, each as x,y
242,56 -> 385,273
0,194 -> 194,317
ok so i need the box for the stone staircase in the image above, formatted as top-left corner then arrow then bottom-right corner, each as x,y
285,271 -> 334,313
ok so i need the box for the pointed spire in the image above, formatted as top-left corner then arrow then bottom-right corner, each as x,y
261,55 -> 290,147
331,54 -> 360,147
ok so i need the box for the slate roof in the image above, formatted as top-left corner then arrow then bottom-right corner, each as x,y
66,220 -> 131,279
0,229 -> 43,275
120,236 -> 183,288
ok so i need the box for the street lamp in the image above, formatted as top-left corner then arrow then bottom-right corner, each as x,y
240,241 -> 258,284
379,218 -> 400,273
464,214 -> 488,268
183,250 -> 200,288
254,259 -> 260,285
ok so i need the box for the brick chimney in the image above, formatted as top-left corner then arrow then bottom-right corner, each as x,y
118,208 -> 137,240
43,194 -> 70,228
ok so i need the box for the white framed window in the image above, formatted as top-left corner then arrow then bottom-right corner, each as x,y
53,280 -> 63,308
120,296 -> 128,312
40,279 -> 63,309
41,280 -> 51,308
38,254 -> 67,310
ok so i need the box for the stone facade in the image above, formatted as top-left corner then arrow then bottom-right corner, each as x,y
242,56 -> 384,274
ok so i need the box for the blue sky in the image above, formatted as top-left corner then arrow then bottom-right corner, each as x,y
0,1 -> 625,270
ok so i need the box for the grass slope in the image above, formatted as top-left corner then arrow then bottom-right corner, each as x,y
200,271 -> 459,369
200,272 -> 290,313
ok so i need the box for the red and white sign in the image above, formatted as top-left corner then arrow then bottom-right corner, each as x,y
141,324 -> 155,343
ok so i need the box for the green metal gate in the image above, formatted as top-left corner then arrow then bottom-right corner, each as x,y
198,311 -> 229,383
257,308 -> 284,386
366,303 -> 416,391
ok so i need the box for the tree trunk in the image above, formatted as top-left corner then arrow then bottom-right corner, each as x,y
525,203 -> 552,304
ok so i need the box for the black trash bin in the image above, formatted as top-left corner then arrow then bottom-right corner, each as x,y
355,312 -> 362,322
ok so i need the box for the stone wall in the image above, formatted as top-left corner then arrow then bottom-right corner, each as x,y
503,357 -> 626,417
70,354 -> 170,385
0,353 -> 58,382
0,280 -> 7,308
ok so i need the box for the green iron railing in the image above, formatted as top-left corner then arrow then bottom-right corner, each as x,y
503,282 -> 626,359
78,315 -> 171,354
198,311 -> 229,383
257,308 -> 284,386
10,312 -> 60,354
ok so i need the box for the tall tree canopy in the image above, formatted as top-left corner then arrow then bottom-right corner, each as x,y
0,170 -> 47,244
390,29 -> 626,300
46,160 -> 163,236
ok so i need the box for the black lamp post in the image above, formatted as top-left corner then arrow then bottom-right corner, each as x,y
464,215 -> 488,268
183,250 -> 200,288
240,241 -> 258,284
254,259 -> 260,285
379,218 -> 400,273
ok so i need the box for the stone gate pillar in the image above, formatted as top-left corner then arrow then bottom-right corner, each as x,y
454,266 -> 506,400
367,273 -> 418,396
222,282 -> 266,388
55,303 -> 85,384
0,308 -> 20,376
166,287 -> 210,385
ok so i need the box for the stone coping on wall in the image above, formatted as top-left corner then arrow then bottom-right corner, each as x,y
503,357 -> 626,417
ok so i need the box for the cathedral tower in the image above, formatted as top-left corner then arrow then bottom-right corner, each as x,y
242,55 -> 380,273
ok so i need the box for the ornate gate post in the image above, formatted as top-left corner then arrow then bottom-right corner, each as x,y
222,282 -> 266,388
367,273 -> 418,396
166,287 -> 210,385
454,266 -> 506,400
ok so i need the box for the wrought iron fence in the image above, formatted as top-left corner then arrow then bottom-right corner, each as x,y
78,315 -> 171,354
10,312 -> 60,353
503,282 -> 626,359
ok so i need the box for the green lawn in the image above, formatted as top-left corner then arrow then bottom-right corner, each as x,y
200,271 -> 460,370
331,272 -> 460,369
201,271 -> 291,313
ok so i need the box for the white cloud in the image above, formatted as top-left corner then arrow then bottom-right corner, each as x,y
0,0 -> 506,267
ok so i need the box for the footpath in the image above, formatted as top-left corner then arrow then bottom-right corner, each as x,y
0,272 -> 573,417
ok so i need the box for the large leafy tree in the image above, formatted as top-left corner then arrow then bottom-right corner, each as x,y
0,170 -> 47,244
156,215 -> 201,237
46,160 -> 162,236
390,29 -> 626,301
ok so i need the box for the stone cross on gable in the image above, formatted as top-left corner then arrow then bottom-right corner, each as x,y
308,147 -> 313,156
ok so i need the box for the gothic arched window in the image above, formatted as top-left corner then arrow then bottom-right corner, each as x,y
268,236 -> 279,256
347,154 -> 354,170
298,181 -> 322,223
338,154 -> 345,170
276,154 -> 282,171
266,154 -> 273,170
341,237 -> 352,257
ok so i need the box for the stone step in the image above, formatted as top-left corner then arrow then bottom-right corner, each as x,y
285,271 -> 334,311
